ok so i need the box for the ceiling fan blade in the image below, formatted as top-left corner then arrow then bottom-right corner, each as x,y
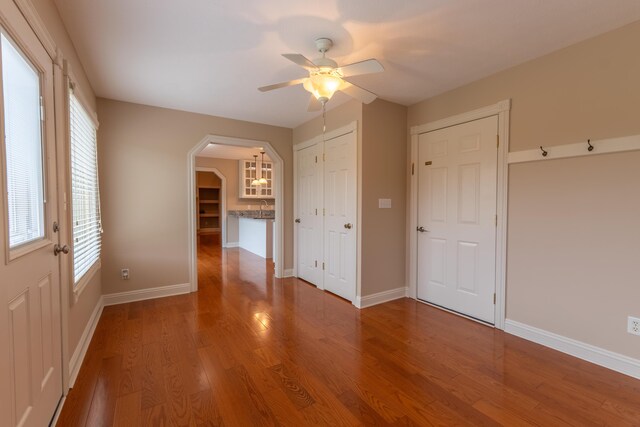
282,54 -> 317,70
307,95 -> 321,112
339,81 -> 378,104
337,59 -> 384,77
258,78 -> 306,92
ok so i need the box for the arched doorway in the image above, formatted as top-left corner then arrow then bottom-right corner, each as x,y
187,135 -> 284,292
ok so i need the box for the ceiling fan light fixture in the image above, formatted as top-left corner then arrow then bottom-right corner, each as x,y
303,71 -> 342,103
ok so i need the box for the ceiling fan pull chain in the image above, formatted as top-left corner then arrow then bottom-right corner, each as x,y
322,102 -> 327,140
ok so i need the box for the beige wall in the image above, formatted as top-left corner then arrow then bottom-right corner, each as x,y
97,99 -> 293,295
293,99 -> 408,298
408,20 -> 640,359
30,0 -> 101,362
361,100 -> 408,295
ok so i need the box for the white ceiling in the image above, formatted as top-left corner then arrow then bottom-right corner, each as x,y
197,143 -> 271,161
54,0 -> 640,128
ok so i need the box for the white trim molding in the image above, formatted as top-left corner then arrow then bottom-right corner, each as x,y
354,287 -> 408,309
224,241 -> 239,248
410,99 -> 511,136
505,319 -> 640,380
408,99 -> 511,330
13,0 -> 57,59
283,269 -> 295,278
103,283 -> 191,306
508,134 -> 640,164
68,296 -> 104,387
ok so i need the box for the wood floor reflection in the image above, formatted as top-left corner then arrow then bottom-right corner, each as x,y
57,240 -> 640,426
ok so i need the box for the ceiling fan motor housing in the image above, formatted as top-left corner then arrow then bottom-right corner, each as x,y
315,37 -> 333,54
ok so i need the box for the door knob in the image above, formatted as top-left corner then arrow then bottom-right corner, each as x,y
53,244 -> 69,256
344,223 -> 352,229
417,226 -> 429,233
295,218 -> 301,223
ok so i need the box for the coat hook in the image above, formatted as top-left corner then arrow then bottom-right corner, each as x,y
540,146 -> 548,157
587,139 -> 594,152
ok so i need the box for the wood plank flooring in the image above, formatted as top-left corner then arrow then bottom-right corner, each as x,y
57,239 -> 640,426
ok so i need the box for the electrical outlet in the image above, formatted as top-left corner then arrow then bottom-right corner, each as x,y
121,268 -> 130,280
628,316 -> 640,336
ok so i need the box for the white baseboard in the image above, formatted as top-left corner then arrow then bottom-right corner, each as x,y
354,287 -> 407,309
103,283 -> 191,306
505,319 -> 640,380
224,241 -> 239,248
283,268 -> 295,278
69,296 -> 104,387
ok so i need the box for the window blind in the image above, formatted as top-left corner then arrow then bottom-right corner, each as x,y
2,33 -> 45,248
70,89 -> 101,284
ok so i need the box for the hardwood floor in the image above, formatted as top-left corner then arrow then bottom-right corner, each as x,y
57,241 -> 640,426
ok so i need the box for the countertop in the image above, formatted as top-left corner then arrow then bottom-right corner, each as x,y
228,210 -> 275,220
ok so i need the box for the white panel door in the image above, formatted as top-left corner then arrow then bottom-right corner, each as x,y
417,116 -> 498,323
295,143 -> 323,287
323,131 -> 357,302
0,1 -> 63,426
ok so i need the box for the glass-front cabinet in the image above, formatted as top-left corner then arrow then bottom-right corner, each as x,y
239,159 -> 274,199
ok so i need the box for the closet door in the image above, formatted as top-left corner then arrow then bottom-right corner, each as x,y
323,131 -> 357,302
295,143 -> 323,286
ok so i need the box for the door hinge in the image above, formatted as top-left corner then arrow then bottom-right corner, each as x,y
411,163 -> 414,175
495,214 -> 498,227
315,208 -> 318,215
497,135 -> 499,148
322,262 -> 325,270
315,155 -> 318,163
493,293 -> 496,305
315,260 -> 318,268
40,96 -> 45,121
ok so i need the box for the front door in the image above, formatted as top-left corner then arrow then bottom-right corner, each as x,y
417,116 -> 498,324
0,1 -> 63,425
323,130 -> 357,302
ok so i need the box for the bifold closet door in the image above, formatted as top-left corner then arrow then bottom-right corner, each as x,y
295,143 -> 323,287
323,131 -> 357,302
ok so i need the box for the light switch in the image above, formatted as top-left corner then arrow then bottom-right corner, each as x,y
378,198 -> 392,209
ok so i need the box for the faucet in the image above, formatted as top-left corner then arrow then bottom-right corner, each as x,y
260,200 -> 269,218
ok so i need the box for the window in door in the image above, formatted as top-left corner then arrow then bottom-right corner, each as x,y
1,32 -> 46,250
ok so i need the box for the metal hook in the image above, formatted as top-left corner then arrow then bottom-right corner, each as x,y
587,139 -> 594,152
540,146 -> 548,157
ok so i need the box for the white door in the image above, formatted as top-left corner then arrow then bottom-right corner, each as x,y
0,2 -> 63,426
417,116 -> 498,323
295,143 -> 323,287
323,131 -> 357,302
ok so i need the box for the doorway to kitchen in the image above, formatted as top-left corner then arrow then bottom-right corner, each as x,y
188,135 -> 284,292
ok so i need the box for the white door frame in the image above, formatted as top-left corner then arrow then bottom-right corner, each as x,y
293,121 -> 358,293
195,167 -> 227,247
408,99 -> 511,330
188,135 -> 285,291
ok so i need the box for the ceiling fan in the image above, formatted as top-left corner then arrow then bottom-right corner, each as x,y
258,37 -> 384,111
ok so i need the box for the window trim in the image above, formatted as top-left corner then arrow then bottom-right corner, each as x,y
0,27 -> 53,263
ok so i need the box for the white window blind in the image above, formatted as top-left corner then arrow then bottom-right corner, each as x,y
70,88 -> 101,284
2,33 -> 45,248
